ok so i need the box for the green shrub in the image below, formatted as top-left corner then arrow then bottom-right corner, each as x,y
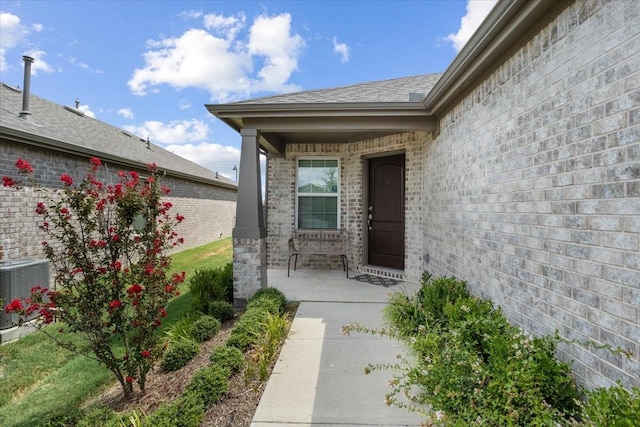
580,383 -> 640,426
76,405 -> 117,427
248,287 -> 287,313
146,393 -> 205,427
383,292 -> 427,338
246,311 -> 291,382
226,307 -> 270,350
165,313 -> 199,343
188,262 -> 233,313
189,315 -> 221,342
40,405 -> 83,426
208,300 -> 236,322
160,338 -> 199,372
377,272 -> 583,425
185,365 -> 229,407
210,345 -> 244,376
417,275 -> 469,327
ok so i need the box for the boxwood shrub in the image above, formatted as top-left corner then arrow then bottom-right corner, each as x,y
146,393 -> 204,427
161,338 -> 199,372
210,345 -> 244,376
208,300 -> 235,322
189,315 -> 221,342
185,365 -> 229,407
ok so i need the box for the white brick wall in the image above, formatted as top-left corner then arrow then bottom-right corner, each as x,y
423,0 -> 639,388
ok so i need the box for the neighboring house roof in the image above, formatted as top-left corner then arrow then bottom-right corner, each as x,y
0,82 -> 236,190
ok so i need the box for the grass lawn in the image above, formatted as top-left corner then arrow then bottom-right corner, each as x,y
0,238 -> 232,427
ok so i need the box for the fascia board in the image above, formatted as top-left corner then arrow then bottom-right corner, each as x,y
206,102 -> 428,117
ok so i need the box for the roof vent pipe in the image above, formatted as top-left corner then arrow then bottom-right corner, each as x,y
19,55 -> 36,123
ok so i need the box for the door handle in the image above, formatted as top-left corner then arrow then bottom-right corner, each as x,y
368,206 -> 373,230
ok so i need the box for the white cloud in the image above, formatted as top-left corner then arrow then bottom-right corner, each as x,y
123,119 -> 209,145
0,12 -> 27,71
77,104 -> 96,118
203,11 -> 245,40
332,37 -> 350,63
69,56 -> 88,69
118,108 -> 134,119
179,10 -> 203,20
32,23 -> 43,32
128,12 -> 303,101
178,98 -> 191,110
247,13 -> 303,93
25,50 -> 54,75
445,0 -> 498,52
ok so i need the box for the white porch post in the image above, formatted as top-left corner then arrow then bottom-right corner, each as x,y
233,128 -> 267,308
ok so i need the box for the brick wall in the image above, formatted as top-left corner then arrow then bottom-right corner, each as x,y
423,0 -> 639,388
1,143 -> 236,269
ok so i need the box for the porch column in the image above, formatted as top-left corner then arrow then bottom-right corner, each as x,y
233,128 -> 267,308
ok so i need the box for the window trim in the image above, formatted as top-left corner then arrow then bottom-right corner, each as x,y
295,157 -> 341,230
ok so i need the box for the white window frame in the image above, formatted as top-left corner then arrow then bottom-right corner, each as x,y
295,157 -> 341,230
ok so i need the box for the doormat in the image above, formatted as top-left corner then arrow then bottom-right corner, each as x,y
351,274 -> 399,287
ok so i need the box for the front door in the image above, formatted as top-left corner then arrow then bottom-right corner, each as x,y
367,154 -> 405,270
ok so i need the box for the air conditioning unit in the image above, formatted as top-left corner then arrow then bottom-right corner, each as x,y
0,259 -> 50,330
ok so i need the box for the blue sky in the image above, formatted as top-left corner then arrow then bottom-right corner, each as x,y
1,0 -> 497,180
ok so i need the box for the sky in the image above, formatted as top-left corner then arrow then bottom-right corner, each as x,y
0,0 -> 497,181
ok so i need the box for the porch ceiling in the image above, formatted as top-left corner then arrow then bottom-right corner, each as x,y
206,102 -> 437,155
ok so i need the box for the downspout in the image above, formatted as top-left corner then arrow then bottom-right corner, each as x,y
18,55 -> 36,124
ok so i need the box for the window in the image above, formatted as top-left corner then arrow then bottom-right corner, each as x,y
296,158 -> 340,229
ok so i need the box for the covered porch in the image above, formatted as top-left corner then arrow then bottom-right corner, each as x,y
206,75 -> 439,307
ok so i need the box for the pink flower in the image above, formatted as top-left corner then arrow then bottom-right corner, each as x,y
129,171 -> 139,181
125,376 -> 134,383
5,299 -> 23,313
141,350 -> 151,358
176,214 -> 185,223
109,300 -> 122,309
16,158 -> 33,173
2,176 -> 15,187
35,202 -> 47,215
147,163 -> 157,172
60,174 -> 73,186
127,284 -> 143,294
89,157 -> 101,168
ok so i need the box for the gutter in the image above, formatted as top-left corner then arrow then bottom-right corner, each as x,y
422,0 -> 568,116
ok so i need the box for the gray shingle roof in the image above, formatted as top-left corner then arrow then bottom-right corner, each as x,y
0,83 -> 236,188
231,73 -> 442,105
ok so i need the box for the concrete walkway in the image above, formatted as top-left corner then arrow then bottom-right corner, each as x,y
251,269 -> 425,427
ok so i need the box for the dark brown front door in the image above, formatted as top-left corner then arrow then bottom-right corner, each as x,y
367,154 -> 405,270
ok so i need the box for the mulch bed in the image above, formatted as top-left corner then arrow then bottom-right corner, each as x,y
93,316 -> 281,427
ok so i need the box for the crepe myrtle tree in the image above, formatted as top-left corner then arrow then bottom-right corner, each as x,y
3,157 -> 185,398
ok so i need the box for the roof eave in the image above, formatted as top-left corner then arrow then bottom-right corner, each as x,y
1,126 -> 237,191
